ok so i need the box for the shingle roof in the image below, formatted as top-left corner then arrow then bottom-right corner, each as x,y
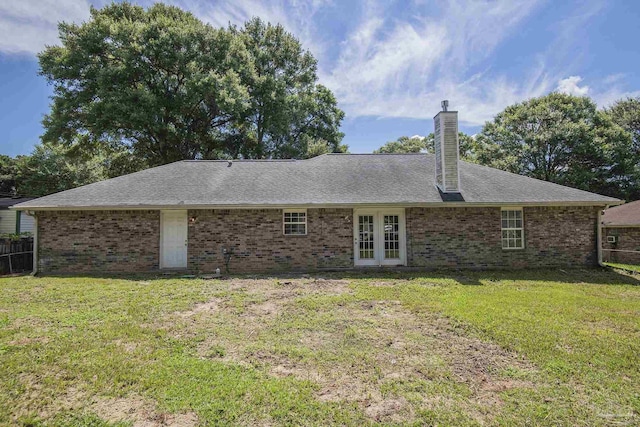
13,154 -> 621,210
602,200 -> 640,226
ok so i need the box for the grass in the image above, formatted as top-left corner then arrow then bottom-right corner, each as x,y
605,262 -> 640,273
0,269 -> 638,426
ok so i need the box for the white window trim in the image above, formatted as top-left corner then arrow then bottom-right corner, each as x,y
501,207 -> 525,250
283,209 -> 307,236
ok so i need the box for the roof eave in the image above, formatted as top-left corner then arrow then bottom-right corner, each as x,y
12,200 -> 622,211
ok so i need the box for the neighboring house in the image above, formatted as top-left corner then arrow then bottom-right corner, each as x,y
14,104 -> 621,274
0,198 -> 35,235
602,200 -> 640,264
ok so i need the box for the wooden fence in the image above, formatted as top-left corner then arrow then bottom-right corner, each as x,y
0,237 -> 33,275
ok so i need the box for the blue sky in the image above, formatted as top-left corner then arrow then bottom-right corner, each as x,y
1,0 -> 640,157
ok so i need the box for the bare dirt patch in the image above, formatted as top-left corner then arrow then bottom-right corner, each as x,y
8,336 -> 50,346
166,277 -> 540,424
175,298 -> 222,318
15,379 -> 198,427
91,395 -> 197,427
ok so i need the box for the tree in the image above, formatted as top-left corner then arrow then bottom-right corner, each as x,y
304,139 -> 348,159
374,136 -> 427,154
606,97 -> 640,150
475,92 -> 637,199
228,18 -> 344,159
0,155 -> 19,195
15,143 -> 107,197
39,4 -> 345,166
605,98 -> 640,200
39,2 -> 251,166
374,133 -> 477,161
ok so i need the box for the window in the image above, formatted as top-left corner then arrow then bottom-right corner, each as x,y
501,209 -> 524,249
283,210 -> 307,235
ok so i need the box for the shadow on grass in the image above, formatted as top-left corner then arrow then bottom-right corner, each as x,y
31,266 -> 640,287
321,267 -> 640,286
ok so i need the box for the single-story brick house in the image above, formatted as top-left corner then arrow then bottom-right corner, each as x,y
14,105 -> 621,274
602,200 -> 640,264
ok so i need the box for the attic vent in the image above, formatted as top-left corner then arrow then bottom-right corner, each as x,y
434,101 -> 460,193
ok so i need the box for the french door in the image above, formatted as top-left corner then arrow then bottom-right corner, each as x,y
353,209 -> 406,266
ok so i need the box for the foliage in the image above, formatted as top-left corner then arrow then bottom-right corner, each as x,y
40,2 -> 250,166
304,138 -> 348,158
475,93 -> 638,199
0,155 -> 19,196
604,97 -> 640,200
15,143 -> 108,197
0,232 -> 32,241
374,133 -> 477,161
606,97 -> 640,150
373,135 -> 427,154
39,3 -> 344,166
228,18 -> 345,159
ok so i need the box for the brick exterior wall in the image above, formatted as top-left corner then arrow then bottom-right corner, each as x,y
187,208 -> 353,273
36,210 -> 160,273
35,205 -> 599,274
603,227 -> 640,264
406,206 -> 599,269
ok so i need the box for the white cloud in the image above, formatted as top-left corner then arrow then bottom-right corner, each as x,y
171,0 -> 328,60
322,0 -> 551,125
0,0 -> 328,60
555,74 -> 640,108
0,0 -> 90,54
556,76 -> 590,96
2,0 -> 632,126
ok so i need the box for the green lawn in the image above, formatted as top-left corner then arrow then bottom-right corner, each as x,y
1,269 -> 638,426
606,262 -> 640,273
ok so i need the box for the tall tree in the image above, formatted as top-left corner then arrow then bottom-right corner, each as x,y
39,2 -> 251,166
228,18 -> 344,158
605,97 -> 640,200
606,97 -> 640,150
475,92 -> 636,199
39,4 -> 345,166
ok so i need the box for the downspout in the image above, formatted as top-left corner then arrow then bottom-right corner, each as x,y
31,212 -> 38,275
597,207 -> 605,267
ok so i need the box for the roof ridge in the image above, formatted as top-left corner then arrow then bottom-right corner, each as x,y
326,153 -> 429,156
182,159 -> 297,162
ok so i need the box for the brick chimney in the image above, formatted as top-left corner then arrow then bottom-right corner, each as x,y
434,100 -> 460,194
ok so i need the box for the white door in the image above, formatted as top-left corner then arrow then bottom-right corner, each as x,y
161,210 -> 188,269
354,209 -> 406,266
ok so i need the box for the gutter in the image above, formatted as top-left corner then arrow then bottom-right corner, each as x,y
8,200 -> 623,211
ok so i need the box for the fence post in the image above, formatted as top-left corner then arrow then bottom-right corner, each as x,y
8,253 -> 12,274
